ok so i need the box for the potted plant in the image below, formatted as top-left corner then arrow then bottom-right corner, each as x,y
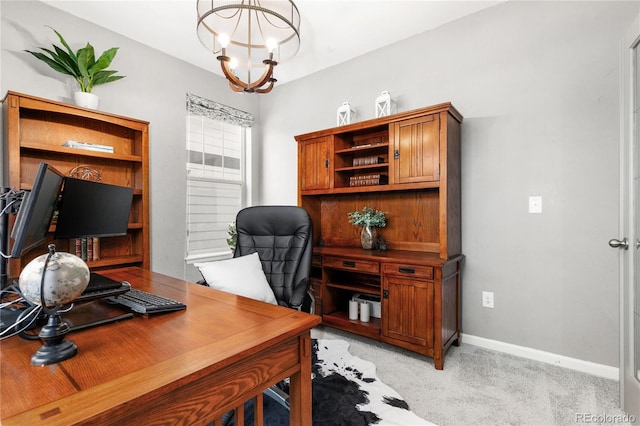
348,206 -> 387,250
226,221 -> 237,252
24,27 -> 125,109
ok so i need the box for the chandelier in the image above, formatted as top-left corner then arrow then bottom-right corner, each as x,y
196,0 -> 301,94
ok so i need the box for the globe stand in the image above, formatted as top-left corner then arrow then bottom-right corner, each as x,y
24,244 -> 86,366
31,308 -> 77,366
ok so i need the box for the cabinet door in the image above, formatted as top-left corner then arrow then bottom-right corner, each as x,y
299,136 -> 330,190
391,114 -> 440,183
382,275 -> 434,348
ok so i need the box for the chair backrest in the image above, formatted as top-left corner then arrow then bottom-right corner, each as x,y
234,206 -> 313,307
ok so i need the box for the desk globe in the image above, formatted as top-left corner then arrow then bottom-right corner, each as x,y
19,245 -> 89,366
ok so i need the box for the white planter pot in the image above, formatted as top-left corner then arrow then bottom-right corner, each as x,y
74,92 -> 99,109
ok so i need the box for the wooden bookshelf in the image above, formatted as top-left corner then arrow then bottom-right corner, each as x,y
2,91 -> 150,276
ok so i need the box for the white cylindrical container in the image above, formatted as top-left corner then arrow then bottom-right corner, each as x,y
359,301 -> 370,322
349,299 -> 359,320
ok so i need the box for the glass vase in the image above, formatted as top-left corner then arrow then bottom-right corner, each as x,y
360,225 -> 377,250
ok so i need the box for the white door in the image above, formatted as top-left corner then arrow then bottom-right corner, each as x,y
613,13 -> 640,421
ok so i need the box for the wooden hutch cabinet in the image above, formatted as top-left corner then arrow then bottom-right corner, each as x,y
2,91 -> 150,277
296,103 -> 463,369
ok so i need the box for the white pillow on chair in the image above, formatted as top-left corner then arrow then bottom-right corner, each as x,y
195,252 -> 277,305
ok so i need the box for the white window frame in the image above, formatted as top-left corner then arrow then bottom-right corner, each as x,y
184,94 -> 253,264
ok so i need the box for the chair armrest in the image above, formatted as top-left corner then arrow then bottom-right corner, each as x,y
289,277 -> 310,310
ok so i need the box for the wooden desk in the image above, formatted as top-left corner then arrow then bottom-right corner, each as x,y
0,267 -> 321,425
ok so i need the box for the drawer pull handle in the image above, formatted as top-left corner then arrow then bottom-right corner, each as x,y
343,261 -> 356,268
398,267 -> 415,274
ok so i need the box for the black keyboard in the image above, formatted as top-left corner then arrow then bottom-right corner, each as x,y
106,288 -> 186,314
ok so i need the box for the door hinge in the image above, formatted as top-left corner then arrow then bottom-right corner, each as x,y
325,159 -> 329,168
383,290 -> 389,299
394,150 -> 399,160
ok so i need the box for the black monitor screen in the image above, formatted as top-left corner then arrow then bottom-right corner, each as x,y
54,178 -> 133,239
10,163 -> 64,258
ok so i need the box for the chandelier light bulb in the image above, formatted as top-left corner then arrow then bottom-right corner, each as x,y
229,57 -> 238,70
218,33 -> 230,49
266,38 -> 278,53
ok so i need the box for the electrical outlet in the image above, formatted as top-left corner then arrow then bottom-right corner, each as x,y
482,291 -> 494,308
529,196 -> 542,213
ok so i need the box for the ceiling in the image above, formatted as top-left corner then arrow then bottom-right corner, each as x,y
42,0 -> 504,86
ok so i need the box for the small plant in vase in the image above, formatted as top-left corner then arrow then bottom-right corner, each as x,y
226,221 -> 237,252
24,27 -> 125,109
348,206 -> 387,250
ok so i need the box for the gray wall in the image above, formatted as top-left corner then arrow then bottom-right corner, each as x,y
1,0 -> 637,368
258,1 -> 638,367
0,0 -> 261,282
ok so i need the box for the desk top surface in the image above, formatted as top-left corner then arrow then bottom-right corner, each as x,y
0,267 -> 320,423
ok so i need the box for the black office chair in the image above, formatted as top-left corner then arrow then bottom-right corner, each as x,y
233,205 -> 314,411
234,205 -> 313,311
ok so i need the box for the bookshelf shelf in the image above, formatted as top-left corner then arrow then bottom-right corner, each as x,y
21,141 -> 144,162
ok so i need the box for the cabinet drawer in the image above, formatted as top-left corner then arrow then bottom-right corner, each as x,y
382,263 -> 433,279
323,256 -> 379,274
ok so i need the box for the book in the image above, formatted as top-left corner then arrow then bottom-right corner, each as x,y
81,238 -> 88,261
71,237 -> 100,261
353,156 -> 384,166
349,173 -> 388,187
63,140 -> 114,153
87,237 -> 93,261
93,237 -> 100,261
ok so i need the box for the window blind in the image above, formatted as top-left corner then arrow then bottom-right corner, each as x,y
185,95 -> 250,261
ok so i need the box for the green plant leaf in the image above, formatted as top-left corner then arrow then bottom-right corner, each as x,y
90,47 -> 119,73
77,43 -> 95,79
92,70 -> 125,87
24,49 -> 72,75
50,46 -> 81,77
348,206 -> 387,227
49,26 -> 77,62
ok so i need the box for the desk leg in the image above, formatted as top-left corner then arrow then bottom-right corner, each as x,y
289,332 -> 312,426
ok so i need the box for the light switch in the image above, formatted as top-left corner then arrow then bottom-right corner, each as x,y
529,196 -> 542,214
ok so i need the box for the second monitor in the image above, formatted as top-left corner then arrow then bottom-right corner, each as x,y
55,178 -> 133,240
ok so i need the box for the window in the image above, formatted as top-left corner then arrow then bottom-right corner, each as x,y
185,94 -> 253,262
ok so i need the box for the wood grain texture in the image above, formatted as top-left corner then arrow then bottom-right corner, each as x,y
317,191 -> 440,252
392,114 -> 439,184
0,267 -> 320,425
299,136 -> 330,191
382,274 -> 433,347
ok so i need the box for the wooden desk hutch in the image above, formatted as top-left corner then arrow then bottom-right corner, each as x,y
296,102 -> 463,369
2,91 -> 150,276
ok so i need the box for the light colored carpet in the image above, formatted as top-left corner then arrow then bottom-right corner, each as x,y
311,326 -> 629,426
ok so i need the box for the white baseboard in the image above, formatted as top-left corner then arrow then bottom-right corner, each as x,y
461,333 -> 619,381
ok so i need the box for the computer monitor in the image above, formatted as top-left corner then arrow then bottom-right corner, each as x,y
10,163 -> 65,258
54,178 -> 133,239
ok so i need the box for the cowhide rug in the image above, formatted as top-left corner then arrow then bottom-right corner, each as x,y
229,338 -> 433,425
